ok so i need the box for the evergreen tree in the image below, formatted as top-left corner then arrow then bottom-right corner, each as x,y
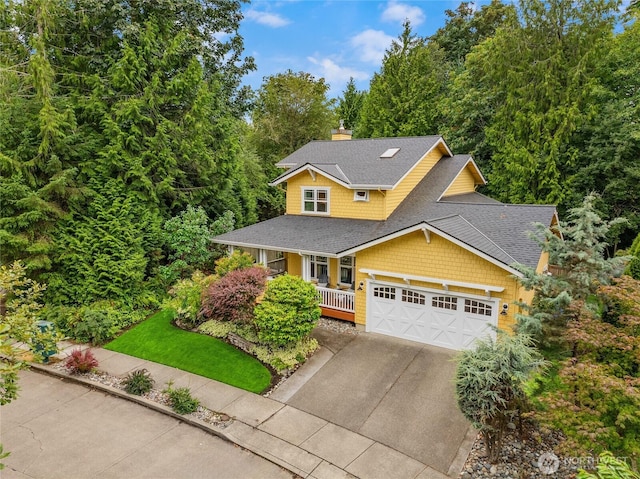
358,22 -> 448,138
571,9 -> 640,243
0,0 -> 83,273
337,78 -> 366,135
483,0 -> 619,205
514,194 -> 627,342
46,179 -> 159,305
430,0 -> 515,69
455,333 -> 546,463
1,0 -> 258,301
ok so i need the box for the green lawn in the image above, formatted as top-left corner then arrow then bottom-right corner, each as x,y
105,310 -> 272,393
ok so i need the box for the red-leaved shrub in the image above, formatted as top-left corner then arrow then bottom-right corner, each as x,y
64,349 -> 99,374
199,266 -> 268,324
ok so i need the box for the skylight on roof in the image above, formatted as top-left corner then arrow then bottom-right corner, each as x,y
380,147 -> 400,158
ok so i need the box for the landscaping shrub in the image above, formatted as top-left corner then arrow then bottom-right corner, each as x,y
625,232 -> 640,280
123,369 -> 155,395
163,272 -> 216,328
199,267 -> 268,324
160,207 -> 235,283
577,452 -> 639,479
455,333 -> 546,463
532,277 -> 640,463
1,261 -> 61,366
164,382 -> 199,414
254,274 -> 321,346
197,319 -> 238,339
252,338 -> 319,373
64,349 -> 98,374
42,301 -> 150,345
214,250 -> 255,277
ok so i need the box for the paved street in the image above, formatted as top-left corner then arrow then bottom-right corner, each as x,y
0,370 -> 294,479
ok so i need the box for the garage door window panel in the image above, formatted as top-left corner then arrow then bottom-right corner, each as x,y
432,296 -> 458,310
464,299 -> 492,316
402,289 -> 426,305
373,286 -> 396,300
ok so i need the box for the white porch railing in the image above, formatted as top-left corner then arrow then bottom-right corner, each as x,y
316,286 -> 355,313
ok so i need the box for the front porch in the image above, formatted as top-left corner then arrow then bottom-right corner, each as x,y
237,247 -> 356,322
315,285 -> 355,322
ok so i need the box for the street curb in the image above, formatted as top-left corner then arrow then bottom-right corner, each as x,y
28,364 -> 315,478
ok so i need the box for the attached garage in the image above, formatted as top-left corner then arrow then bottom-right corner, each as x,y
366,281 -> 498,350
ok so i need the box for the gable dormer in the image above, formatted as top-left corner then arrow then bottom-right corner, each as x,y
439,159 -> 486,200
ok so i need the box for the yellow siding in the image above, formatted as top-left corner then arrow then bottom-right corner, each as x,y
518,250 -> 548,306
285,171 -> 387,220
353,230 -> 520,332
442,166 -> 477,197
285,253 -> 302,277
384,147 -> 444,217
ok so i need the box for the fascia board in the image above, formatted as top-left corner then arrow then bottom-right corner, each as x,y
387,138 -> 450,191
210,238 -> 339,258
269,164 -> 351,188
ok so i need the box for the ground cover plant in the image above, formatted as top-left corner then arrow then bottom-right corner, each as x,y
164,382 -> 200,414
123,369 -> 155,395
105,310 -> 271,393
64,349 -> 98,374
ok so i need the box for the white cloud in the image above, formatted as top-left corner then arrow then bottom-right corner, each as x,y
245,9 -> 290,28
350,29 -> 394,65
307,56 -> 369,89
381,1 -> 426,26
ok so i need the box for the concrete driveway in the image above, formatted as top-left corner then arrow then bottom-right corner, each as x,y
1,370 -> 294,479
282,330 -> 474,477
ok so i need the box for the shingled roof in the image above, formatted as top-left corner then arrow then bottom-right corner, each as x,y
272,136 -> 452,188
214,139 -> 557,272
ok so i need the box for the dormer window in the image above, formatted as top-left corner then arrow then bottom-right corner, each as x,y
354,190 -> 369,202
303,188 -> 329,214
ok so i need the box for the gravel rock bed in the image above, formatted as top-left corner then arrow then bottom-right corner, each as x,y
317,316 -> 360,335
52,362 -> 233,428
460,422 -> 579,479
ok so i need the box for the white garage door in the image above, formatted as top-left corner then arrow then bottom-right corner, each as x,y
366,283 -> 497,350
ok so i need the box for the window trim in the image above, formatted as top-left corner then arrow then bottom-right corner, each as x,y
310,255 -> 329,281
339,256 -> 356,287
301,187 -> 330,215
353,190 -> 369,202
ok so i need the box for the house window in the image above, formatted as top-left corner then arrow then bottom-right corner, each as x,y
402,289 -> 426,305
353,190 -> 369,202
432,296 -> 458,310
464,299 -> 492,316
303,188 -> 329,214
373,286 -> 396,300
310,255 -> 328,281
339,256 -> 355,286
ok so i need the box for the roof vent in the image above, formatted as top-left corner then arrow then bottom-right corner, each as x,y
380,147 -> 400,158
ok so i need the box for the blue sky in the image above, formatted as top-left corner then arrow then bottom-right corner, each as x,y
239,0 -> 494,98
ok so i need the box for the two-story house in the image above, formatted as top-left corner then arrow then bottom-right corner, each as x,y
213,126 -> 557,351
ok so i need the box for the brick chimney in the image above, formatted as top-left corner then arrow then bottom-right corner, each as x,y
331,119 -> 352,141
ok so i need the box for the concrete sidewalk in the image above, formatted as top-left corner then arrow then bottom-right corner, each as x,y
30,341 -> 456,479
